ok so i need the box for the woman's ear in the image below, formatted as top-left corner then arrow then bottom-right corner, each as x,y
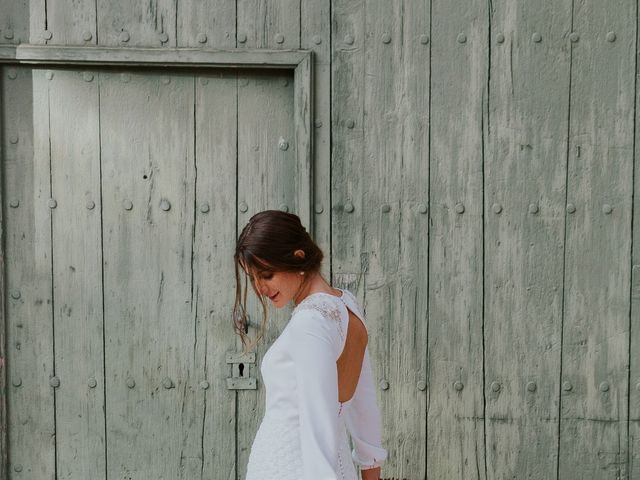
293,249 -> 306,259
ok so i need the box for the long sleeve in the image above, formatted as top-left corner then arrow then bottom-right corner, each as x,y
288,308 -> 342,480
343,347 -> 388,469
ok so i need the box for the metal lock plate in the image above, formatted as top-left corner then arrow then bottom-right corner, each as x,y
226,351 -> 257,390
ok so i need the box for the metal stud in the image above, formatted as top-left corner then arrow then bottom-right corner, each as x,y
344,34 -> 355,45
420,34 -> 429,44
346,119 -> 355,129
344,201 -> 354,213
315,204 -> 324,214
83,72 -> 94,82
282,78 -> 289,87
313,35 -> 322,45
50,376 -> 60,388
123,199 -> 133,211
197,33 -> 207,44
599,381 -> 610,392
379,379 -> 389,390
417,380 -> 427,391
457,33 -> 467,44
9,199 -> 19,208
455,202 -> 465,214
88,377 -> 97,388
126,377 -> 135,388
279,204 -> 289,213
382,33 -> 391,44
490,381 -> 501,392
48,199 -> 57,209
9,135 -> 18,144
14,464 -> 23,473
237,33 -> 247,43
159,32 -> 169,43
532,32 -> 542,43
200,203 -> 210,213
602,204 -> 612,214
121,73 -> 131,83
527,381 -> 537,392
492,203 -> 502,214
10,290 -> 20,300
45,71 -> 54,80
12,377 -> 22,387
381,204 -> 391,213
314,119 -> 323,128
528,203 -> 539,214
278,138 -> 289,151
454,381 -> 464,392
161,77 -> 171,85
43,30 -> 53,40
566,203 -> 576,214
636,382 -> 640,391
200,381 -> 210,390
7,69 -> 17,80
119,31 -> 130,43
275,33 -> 285,44
496,33 -> 505,44
239,202 -> 248,213
562,381 -> 573,391
606,31 -> 617,42
82,30 -> 93,41
4,29 -> 14,40
569,32 -> 579,43
162,377 -> 174,389
86,200 -> 95,210
418,204 -> 428,214
160,199 -> 171,211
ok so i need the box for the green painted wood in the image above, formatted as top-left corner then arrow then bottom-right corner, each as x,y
177,0 -> 235,47
48,70 -> 105,478
632,8 -> 640,473
97,0 -> 176,47
100,71 -> 197,478
0,0 -> 29,45
559,1 -> 635,478
4,67 -> 56,478
237,0 -> 300,50
485,3 -> 572,479
47,0 -> 96,45
0,67 -> 7,480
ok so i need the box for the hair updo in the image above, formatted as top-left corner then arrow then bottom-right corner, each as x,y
233,210 -> 324,350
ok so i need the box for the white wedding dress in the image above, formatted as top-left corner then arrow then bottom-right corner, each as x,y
245,288 -> 387,480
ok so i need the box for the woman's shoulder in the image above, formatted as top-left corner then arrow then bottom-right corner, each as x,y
291,292 -> 345,325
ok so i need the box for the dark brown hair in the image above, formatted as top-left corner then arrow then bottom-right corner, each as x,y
233,210 -> 323,351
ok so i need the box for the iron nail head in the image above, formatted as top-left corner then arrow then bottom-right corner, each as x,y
200,203 -> 210,213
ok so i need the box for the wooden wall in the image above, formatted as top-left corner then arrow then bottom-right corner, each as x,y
1,1 -> 639,479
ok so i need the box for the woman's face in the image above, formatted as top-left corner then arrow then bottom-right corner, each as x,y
248,268 -> 303,308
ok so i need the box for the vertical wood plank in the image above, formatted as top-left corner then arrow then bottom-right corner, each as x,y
428,0 -> 487,478
193,70 -> 238,479
0,0 -> 29,45
4,67 -> 56,479
29,0 -> 47,44
559,1 -> 636,478
46,0 -> 96,45
177,1 -> 235,47
632,5 -> 640,474
48,69 -> 105,478
100,70 -> 196,478
97,1 -> 177,47
484,2 -> 571,478
0,67 -> 7,480
237,0 -> 300,49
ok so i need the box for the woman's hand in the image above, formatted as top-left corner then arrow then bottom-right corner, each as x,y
361,466 -> 381,480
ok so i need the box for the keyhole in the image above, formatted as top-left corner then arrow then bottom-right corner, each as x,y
239,363 -> 245,377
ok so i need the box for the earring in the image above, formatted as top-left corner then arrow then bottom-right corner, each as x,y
299,271 -> 304,275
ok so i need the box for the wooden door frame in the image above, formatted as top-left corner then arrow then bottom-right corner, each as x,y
0,45 -> 313,480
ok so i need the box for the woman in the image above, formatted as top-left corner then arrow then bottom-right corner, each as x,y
233,210 -> 388,480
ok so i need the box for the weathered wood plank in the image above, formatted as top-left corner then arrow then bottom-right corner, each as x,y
484,2 -> 572,478
0,0 -> 29,45
559,1 -> 636,478
46,0 -> 96,45
48,69 -> 105,478
100,70 -> 197,478
97,0 -> 177,47
237,0 -> 300,49
177,0 -> 235,47
4,67 -> 56,478
0,66 -> 7,480
428,0 -> 487,478
193,70 -> 238,479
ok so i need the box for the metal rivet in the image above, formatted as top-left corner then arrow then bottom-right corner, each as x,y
457,33 -> 467,44
491,381 -> 501,392
200,77 -> 209,85
346,119 -> 355,129
562,381 -> 573,391
496,33 -> 505,44
239,202 -> 248,213
9,135 -> 19,144
454,381 -> 464,391
599,381 -> 610,392
532,32 -> 542,43
420,34 -> 429,44
418,204 -> 428,214
9,199 -> 19,208
567,203 -> 576,214
636,382 -> 640,391
275,33 -> 285,44
160,199 -> 171,211
88,377 -> 97,388
238,33 -> 247,43
86,200 -> 95,210
602,204 -> 612,214
83,72 -> 94,82
527,381 -> 537,392
528,203 -> 539,214
279,204 -> 289,213
12,377 -> 22,387
45,71 -> 54,80
417,380 -> 427,391
278,138 -> 289,151
314,119 -> 323,128
4,29 -> 14,40
123,199 -> 133,211
606,31 -> 617,42
7,69 -> 17,80
200,381 -> 209,390
197,33 -> 207,43
313,35 -> 322,45
161,77 -> 171,85
569,32 -> 579,43
159,32 -> 169,43
126,377 -> 135,388
344,34 -> 355,45
344,201 -> 354,213
455,202 -> 465,214
381,204 -> 391,213
50,376 -> 60,388
315,204 -> 324,214
121,73 -> 130,83
119,31 -> 130,43
162,377 -> 174,389
14,464 -> 23,473
43,30 -> 53,40
382,33 -> 391,44
10,289 -> 20,300
200,203 -> 210,213
82,31 -> 93,41
48,199 -> 57,209
379,379 -> 389,390
492,203 -> 502,214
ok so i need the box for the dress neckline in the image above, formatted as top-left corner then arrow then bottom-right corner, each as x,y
295,287 -> 345,306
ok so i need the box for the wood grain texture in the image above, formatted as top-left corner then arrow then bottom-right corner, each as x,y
46,0 -> 96,45
559,0 -> 636,478
237,0 -> 300,49
484,2 -> 571,478
97,0 -> 177,47
0,0 -> 29,45
0,66 -> 7,480
177,0 -> 235,47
